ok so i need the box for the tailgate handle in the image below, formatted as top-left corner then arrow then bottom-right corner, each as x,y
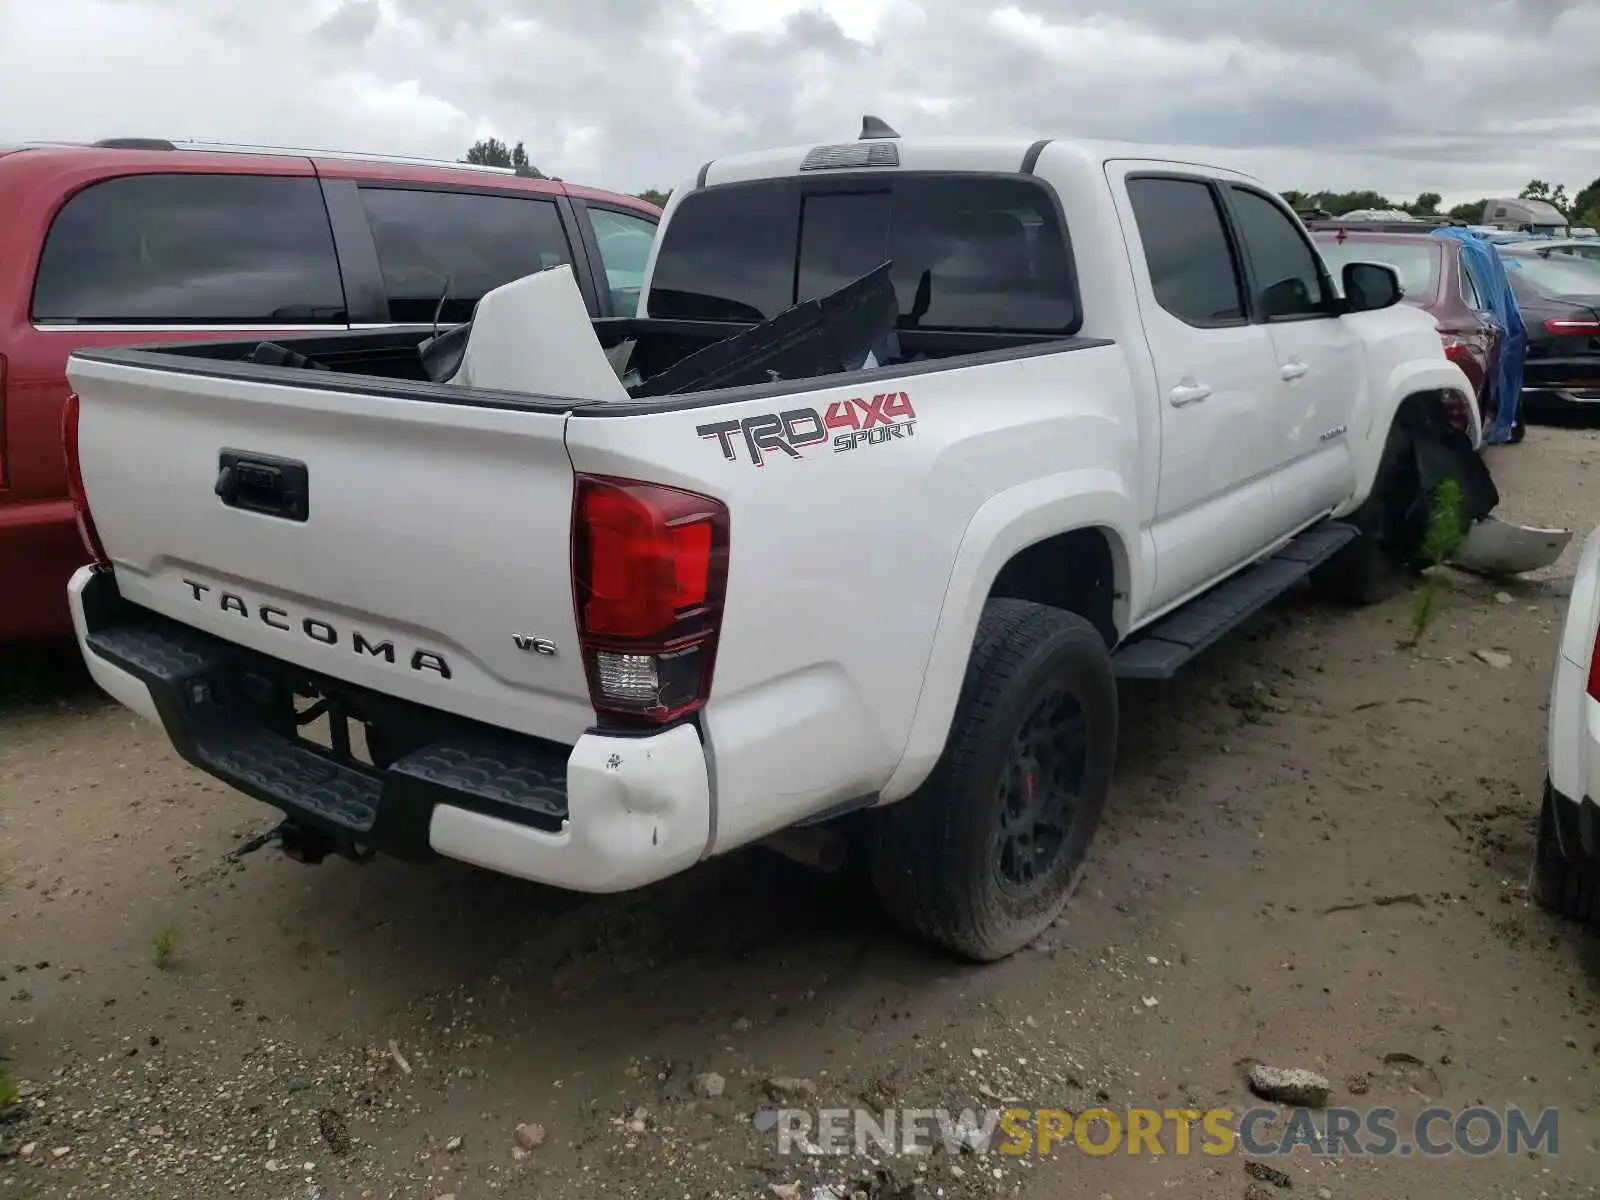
215,450 -> 309,522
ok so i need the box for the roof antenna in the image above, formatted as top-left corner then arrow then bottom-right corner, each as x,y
859,115 -> 899,140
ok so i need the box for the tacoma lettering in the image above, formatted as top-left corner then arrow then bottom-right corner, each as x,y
182,578 -> 451,678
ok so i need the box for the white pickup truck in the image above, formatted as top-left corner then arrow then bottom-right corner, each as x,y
64,121 -> 1487,961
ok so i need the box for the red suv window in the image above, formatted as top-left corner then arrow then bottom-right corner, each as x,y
32,173 -> 347,325
357,187 -> 574,324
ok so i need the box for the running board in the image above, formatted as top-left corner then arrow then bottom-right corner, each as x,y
1113,520 -> 1358,681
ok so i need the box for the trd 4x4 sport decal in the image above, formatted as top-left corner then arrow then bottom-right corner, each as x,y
696,392 -> 917,467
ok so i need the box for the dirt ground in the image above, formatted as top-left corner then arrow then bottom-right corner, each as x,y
3,425 -> 1600,1200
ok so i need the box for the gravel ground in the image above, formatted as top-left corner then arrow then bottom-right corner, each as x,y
2,424 -> 1599,1200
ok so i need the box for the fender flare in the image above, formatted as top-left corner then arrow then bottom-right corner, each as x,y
1352,359 -> 1480,504
877,469 -> 1140,802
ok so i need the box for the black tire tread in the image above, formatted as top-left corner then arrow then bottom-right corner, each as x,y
871,599 -> 1116,961
1532,794 -> 1600,925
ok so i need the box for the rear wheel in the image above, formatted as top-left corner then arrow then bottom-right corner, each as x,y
869,600 -> 1117,961
1311,419 -> 1423,605
1530,786 -> 1600,925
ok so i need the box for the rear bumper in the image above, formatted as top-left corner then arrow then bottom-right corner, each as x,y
1522,386 -> 1600,407
1522,357 -> 1600,399
69,565 -> 711,892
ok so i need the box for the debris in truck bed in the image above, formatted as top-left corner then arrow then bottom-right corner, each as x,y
627,262 -> 899,398
246,341 -> 332,371
425,264 -> 630,402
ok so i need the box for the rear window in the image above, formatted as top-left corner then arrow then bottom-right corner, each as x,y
1502,253 -> 1600,298
32,174 -> 347,324
359,187 -> 574,323
647,175 -> 1078,334
1314,238 -> 1440,304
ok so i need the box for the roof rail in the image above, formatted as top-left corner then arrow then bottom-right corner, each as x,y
167,140 -> 519,175
93,137 -> 177,150
1304,217 -> 1461,235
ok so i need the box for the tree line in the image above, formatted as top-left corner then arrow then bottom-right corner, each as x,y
462,138 -> 672,204
1282,177 -> 1600,228
465,139 -> 1600,229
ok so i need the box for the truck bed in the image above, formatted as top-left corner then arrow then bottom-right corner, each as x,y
73,319 -> 1097,414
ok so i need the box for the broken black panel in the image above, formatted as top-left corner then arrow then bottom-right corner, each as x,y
417,322 -> 472,384
246,341 -> 332,372
627,262 -> 899,399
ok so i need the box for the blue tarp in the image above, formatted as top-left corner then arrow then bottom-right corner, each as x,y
1433,227 -> 1526,444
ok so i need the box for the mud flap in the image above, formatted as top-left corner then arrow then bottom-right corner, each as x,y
1405,412 -> 1498,530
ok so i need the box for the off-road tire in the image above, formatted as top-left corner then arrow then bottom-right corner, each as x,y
1530,786 -> 1600,925
1310,419 -> 1422,605
869,600 -> 1117,961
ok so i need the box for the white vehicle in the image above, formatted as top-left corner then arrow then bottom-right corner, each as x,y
1537,525 -> 1600,924
1481,197 -> 1570,237
64,120 -> 1488,961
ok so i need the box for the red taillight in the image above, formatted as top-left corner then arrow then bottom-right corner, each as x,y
1544,317 -> 1600,336
571,473 -> 729,725
61,391 -> 109,564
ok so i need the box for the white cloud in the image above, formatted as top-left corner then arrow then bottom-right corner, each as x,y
1,0 -> 1597,206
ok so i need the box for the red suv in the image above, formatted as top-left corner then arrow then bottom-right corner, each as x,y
0,139 -> 660,643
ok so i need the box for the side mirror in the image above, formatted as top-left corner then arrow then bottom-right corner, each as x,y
1341,261 -> 1403,312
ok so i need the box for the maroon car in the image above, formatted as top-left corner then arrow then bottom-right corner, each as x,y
1313,229 -> 1505,428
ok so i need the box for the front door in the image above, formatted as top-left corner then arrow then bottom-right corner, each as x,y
1116,171 -> 1285,612
1222,185 -> 1360,529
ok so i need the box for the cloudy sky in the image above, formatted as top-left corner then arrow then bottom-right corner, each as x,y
3,0 -> 1599,205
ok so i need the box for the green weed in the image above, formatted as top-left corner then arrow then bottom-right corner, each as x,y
1407,477 -> 1468,645
151,924 -> 178,970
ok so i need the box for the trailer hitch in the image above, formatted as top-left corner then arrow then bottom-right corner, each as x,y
226,820 -> 376,866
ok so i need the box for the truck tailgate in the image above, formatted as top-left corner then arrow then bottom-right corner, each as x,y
66,355 -> 594,744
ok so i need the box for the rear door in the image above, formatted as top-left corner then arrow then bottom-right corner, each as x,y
1114,170 -> 1284,610
1220,185 -> 1359,528
314,176 -> 587,326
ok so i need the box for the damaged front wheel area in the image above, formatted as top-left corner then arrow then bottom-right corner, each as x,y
1312,397 -> 1498,605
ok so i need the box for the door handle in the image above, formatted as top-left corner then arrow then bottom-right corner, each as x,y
1169,382 -> 1212,407
1281,361 -> 1309,381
